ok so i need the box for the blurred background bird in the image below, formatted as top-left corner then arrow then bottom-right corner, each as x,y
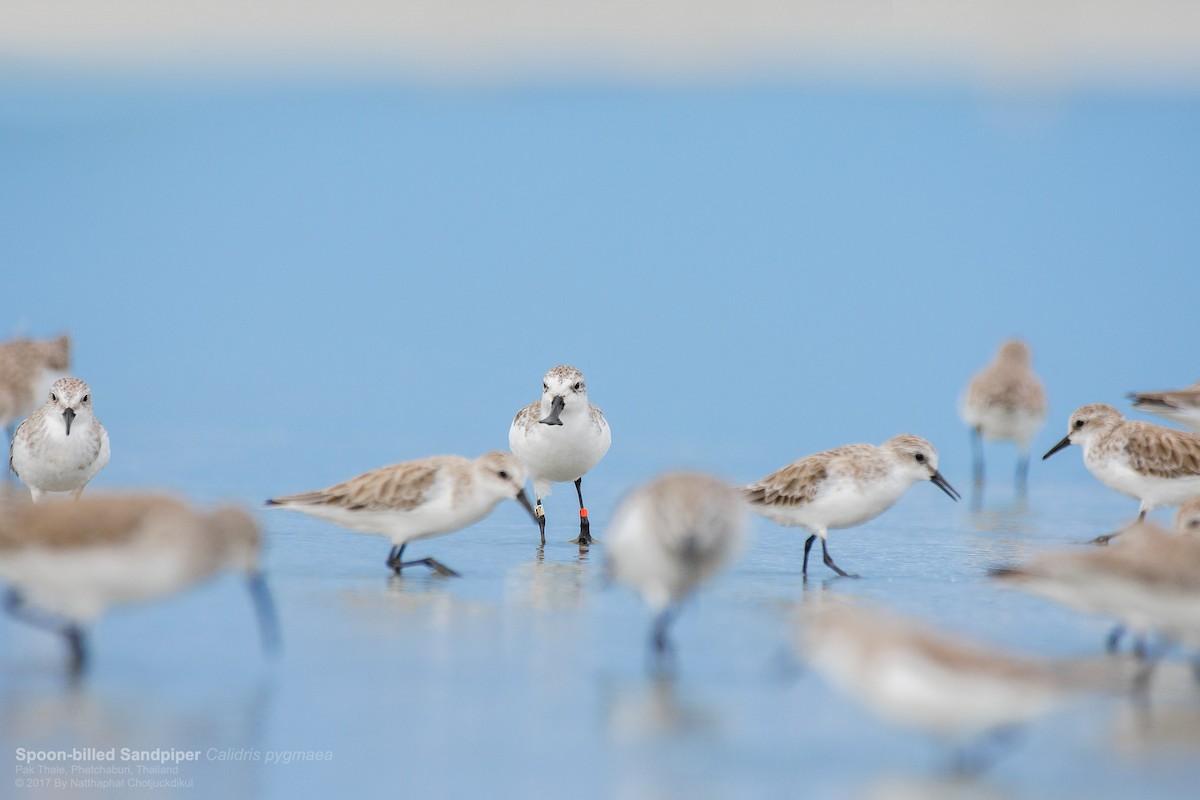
0,334 -> 70,458
959,339 -> 1047,499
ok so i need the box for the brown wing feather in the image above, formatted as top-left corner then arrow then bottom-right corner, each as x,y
966,365 -> 1046,415
743,455 -> 829,508
511,400 -> 541,431
1124,425 -> 1200,480
1130,385 -> 1200,410
271,461 -> 440,512
0,495 -> 179,550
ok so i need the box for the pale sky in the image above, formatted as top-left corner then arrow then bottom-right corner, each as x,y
5,1 -> 1200,83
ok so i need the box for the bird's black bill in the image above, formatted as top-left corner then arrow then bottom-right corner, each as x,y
539,395 -> 565,426
247,572 -> 281,658
930,470 -> 962,501
62,408 -> 75,436
515,490 -> 538,524
1043,435 -> 1072,460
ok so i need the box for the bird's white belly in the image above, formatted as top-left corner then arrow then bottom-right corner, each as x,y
0,544 -> 194,622
13,425 -> 107,492
1087,453 -> 1200,510
974,406 -> 1044,446
876,657 -> 1056,736
758,475 -> 907,534
296,490 -> 502,546
804,477 -> 907,532
510,420 -> 610,488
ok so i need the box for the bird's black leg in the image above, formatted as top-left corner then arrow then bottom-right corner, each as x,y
394,555 -> 460,578
4,589 -> 58,629
802,535 -> 816,576
1133,637 -> 1168,693
648,607 -> 676,675
3,588 -> 21,616
386,544 -> 406,574
247,573 -> 281,657
1103,625 -> 1145,657
950,724 -> 1023,778
1089,509 -> 1147,545
1016,449 -> 1030,496
569,478 -> 593,547
535,496 -> 546,546
971,426 -> 985,490
5,589 -> 90,676
387,542 -> 459,577
1106,624 -> 1125,654
65,626 -> 87,677
822,539 -> 857,579
1134,659 -> 1159,694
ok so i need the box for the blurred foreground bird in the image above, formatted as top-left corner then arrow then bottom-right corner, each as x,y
606,472 -> 747,671
1176,495 -> 1200,534
0,493 -> 277,677
991,519 -> 1200,683
795,599 -> 1121,775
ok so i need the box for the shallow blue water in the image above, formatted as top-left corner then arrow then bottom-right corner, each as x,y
3,480 -> 1198,799
2,77 -> 1200,798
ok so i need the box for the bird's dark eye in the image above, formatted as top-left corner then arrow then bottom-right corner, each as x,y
82,395 -> 89,403
498,470 -> 509,479
573,382 -> 582,391
542,384 -> 548,392
914,453 -> 925,463
50,393 -> 57,402
1074,419 -> 1085,429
